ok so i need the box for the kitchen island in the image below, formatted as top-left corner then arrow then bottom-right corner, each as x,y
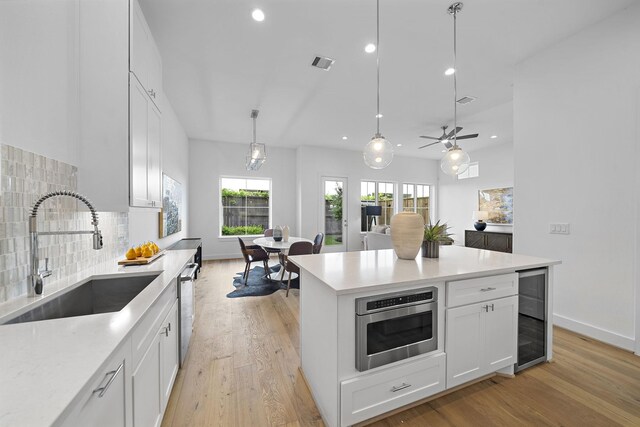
289,245 -> 560,427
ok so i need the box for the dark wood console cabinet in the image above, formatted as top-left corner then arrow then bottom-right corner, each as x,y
465,230 -> 513,253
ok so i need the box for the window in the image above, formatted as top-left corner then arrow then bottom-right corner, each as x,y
402,184 -> 431,225
220,177 -> 271,236
457,162 -> 479,180
361,181 -> 395,232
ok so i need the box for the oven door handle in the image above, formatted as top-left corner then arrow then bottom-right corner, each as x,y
359,300 -> 437,323
180,263 -> 198,282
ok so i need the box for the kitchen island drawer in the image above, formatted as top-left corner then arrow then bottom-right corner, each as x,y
447,273 -> 517,308
340,352 -> 445,426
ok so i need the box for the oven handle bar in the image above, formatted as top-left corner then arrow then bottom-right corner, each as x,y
180,263 -> 199,282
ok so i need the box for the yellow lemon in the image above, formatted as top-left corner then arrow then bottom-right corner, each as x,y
125,248 -> 137,260
134,245 -> 143,257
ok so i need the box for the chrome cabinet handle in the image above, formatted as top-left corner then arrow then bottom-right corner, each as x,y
390,383 -> 411,393
160,326 -> 168,337
482,305 -> 488,312
167,322 -> 171,332
92,363 -> 123,398
147,89 -> 156,98
490,304 -> 495,311
480,287 -> 496,292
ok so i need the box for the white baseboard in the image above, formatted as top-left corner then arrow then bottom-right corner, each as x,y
553,313 -> 635,352
203,253 -> 243,261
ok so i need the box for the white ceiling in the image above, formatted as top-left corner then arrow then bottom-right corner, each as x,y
140,0 -> 635,159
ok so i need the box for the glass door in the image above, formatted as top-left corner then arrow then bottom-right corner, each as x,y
322,177 -> 347,252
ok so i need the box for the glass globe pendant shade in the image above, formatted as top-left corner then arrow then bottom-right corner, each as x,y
363,134 -> 394,169
440,146 -> 470,176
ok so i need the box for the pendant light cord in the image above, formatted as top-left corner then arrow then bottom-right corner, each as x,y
376,0 -> 381,136
452,6 -> 458,148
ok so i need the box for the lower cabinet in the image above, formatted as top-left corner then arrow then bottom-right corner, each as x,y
60,340 -> 133,427
132,299 -> 179,427
464,230 -> 513,253
340,353 -> 446,427
446,295 -> 518,388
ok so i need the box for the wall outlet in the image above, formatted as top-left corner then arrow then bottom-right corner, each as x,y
549,223 -> 570,234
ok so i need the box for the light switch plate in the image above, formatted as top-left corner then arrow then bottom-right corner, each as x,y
549,223 -> 570,234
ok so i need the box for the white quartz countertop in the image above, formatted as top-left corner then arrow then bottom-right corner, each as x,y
0,249 -> 196,427
289,245 -> 561,295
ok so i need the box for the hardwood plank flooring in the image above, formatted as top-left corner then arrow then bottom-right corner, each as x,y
162,259 -> 640,427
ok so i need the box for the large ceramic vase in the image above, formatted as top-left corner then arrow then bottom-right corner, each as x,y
390,212 -> 425,260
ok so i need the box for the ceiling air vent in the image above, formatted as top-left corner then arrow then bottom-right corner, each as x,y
311,56 -> 335,71
456,96 -> 476,105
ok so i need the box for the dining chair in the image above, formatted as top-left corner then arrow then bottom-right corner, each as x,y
281,241 -> 313,297
312,232 -> 325,254
237,237 -> 271,284
263,228 -> 281,257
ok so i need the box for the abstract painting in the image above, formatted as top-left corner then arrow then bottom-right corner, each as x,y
478,187 -> 513,225
159,174 -> 182,237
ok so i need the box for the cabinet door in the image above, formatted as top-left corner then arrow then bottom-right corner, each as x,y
132,333 -> 162,427
63,341 -> 132,427
147,101 -> 161,206
147,40 -> 162,110
160,301 -> 179,410
446,303 -> 484,388
485,233 -> 510,253
130,75 -> 150,207
464,231 -> 485,249
130,0 -> 150,92
484,296 -> 518,371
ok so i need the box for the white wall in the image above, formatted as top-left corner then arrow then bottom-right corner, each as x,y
439,143 -> 514,245
0,0 -> 80,165
129,97 -> 190,249
514,2 -> 640,350
296,146 -> 439,252
189,140 -> 297,259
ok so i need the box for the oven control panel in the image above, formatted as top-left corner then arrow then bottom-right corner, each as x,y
366,291 -> 433,311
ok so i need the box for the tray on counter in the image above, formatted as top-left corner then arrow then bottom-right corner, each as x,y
118,250 -> 166,266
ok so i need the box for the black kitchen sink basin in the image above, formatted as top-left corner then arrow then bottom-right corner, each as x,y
2,274 -> 160,325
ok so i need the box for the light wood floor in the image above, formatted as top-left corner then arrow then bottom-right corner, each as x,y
161,259 -> 640,427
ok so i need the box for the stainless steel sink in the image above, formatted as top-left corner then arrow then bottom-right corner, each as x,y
3,274 -> 160,324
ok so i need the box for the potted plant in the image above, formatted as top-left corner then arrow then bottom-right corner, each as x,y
422,221 -> 453,258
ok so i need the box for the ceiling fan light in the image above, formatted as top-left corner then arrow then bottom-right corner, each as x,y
364,135 -> 393,169
441,146 -> 470,176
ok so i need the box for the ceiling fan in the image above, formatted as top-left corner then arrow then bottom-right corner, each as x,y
418,125 -> 478,149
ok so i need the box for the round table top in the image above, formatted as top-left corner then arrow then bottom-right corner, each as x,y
252,236 -> 313,250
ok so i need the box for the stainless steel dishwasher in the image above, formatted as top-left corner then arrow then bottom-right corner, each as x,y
178,263 -> 198,367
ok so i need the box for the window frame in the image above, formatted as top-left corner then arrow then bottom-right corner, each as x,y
457,161 -> 479,180
218,176 -> 272,239
360,180 -> 398,232
401,183 -> 433,225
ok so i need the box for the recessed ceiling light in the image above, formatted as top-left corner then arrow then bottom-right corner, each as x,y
342,136 -> 348,140
396,143 -> 402,147
490,135 -> 497,139
364,43 -> 376,53
444,67 -> 455,76
251,9 -> 265,22
375,113 -> 383,118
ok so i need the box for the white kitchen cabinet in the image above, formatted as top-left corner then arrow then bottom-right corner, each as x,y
132,299 -> 179,427
130,74 -> 162,208
60,340 -> 132,427
160,300 -> 179,410
130,0 -> 162,110
446,295 -> 518,388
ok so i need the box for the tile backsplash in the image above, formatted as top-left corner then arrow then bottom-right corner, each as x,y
0,144 -> 128,303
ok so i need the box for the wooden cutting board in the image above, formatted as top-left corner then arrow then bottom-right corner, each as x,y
118,250 -> 166,266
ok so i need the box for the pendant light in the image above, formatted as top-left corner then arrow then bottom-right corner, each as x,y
441,2 -> 470,176
246,109 -> 266,171
363,0 -> 393,169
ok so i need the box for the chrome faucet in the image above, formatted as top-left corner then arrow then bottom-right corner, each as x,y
29,191 -> 103,296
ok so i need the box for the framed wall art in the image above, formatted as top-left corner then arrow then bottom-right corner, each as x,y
159,174 -> 183,237
478,187 -> 513,225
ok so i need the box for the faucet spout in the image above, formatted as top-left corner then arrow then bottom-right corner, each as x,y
28,191 -> 103,296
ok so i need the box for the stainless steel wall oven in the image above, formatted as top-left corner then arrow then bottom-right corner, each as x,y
356,287 -> 438,371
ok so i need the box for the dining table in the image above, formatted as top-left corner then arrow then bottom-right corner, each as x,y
253,236 -> 313,281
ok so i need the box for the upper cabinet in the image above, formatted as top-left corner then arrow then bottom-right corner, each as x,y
130,0 -> 162,111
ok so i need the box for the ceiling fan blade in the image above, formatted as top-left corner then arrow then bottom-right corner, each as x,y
454,133 -> 479,140
445,126 -> 463,140
418,141 -> 441,149
419,136 -> 442,140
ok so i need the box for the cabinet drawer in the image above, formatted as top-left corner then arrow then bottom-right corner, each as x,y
340,353 -> 445,427
447,273 -> 517,308
132,280 -> 177,368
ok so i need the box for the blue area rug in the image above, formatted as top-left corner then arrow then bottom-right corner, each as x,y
226,264 -> 299,298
